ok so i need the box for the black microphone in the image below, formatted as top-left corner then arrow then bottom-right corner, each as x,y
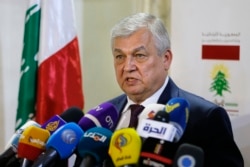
4,155 -> 24,167
139,137 -> 179,167
137,98 -> 190,143
138,98 -> 190,167
173,143 -> 204,167
138,111 -> 178,167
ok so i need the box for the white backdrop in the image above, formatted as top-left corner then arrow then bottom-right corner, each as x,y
170,0 -> 250,165
0,0 -> 26,150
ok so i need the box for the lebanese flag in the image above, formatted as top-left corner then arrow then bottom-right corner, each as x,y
36,0 -> 84,124
15,0 -> 41,130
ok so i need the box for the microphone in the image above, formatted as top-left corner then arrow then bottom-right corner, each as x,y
138,99 -> 190,167
108,128 -> 142,167
139,137 -> 179,167
138,108 -> 178,167
4,157 -> 23,167
41,106 -> 84,134
4,120 -> 41,151
138,103 -> 165,123
1,107 -> 83,167
164,97 -> 190,142
35,107 -> 83,166
31,122 -> 84,167
17,125 -> 50,166
74,102 -> 118,167
173,143 -> 204,167
78,102 -> 119,132
137,111 -> 177,142
0,121 -> 40,167
77,127 -> 113,167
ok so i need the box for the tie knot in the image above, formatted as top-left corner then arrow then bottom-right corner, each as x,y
130,104 -> 145,113
128,104 -> 145,128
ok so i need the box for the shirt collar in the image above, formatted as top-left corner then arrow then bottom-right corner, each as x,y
123,76 -> 169,112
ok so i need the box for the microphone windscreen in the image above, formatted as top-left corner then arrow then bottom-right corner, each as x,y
46,122 -> 84,159
78,102 -> 119,131
173,143 -> 204,167
138,103 -> 165,123
6,120 -> 40,150
77,127 -> 112,164
17,126 -> 50,161
60,106 -> 84,123
41,107 -> 84,134
153,110 -> 170,123
109,128 -> 142,166
165,98 -> 190,141
139,137 -> 179,167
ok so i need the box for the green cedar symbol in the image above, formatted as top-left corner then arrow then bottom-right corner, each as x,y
210,71 -> 231,97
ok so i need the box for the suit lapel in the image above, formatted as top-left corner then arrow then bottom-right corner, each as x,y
157,77 -> 180,104
109,94 -> 127,114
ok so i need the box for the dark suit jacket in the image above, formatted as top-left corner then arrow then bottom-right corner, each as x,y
108,77 -> 244,167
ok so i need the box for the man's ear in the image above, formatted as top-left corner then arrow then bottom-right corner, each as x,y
163,49 -> 172,70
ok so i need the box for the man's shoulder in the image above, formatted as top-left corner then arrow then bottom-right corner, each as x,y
178,88 -> 218,109
105,94 -> 127,113
108,94 -> 126,104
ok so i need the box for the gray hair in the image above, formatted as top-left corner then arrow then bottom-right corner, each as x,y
110,13 -> 171,56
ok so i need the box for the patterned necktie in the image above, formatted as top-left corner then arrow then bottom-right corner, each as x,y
128,104 -> 145,128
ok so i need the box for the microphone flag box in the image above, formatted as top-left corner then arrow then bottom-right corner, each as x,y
137,119 -> 177,142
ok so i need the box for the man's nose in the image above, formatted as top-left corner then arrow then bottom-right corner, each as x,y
124,56 -> 136,72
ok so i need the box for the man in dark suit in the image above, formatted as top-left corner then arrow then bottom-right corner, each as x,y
107,13 -> 244,166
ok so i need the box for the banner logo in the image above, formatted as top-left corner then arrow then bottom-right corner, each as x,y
210,64 -> 239,115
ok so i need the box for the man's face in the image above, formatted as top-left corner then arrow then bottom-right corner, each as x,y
112,28 -> 172,103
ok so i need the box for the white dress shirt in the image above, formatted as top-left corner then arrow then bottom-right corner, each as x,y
115,76 -> 169,130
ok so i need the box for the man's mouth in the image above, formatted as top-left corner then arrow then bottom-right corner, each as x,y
127,77 -> 136,81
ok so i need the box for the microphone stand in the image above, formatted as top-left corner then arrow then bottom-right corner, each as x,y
79,155 -> 96,167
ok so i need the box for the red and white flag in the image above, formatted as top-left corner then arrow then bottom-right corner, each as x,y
36,0 -> 84,124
